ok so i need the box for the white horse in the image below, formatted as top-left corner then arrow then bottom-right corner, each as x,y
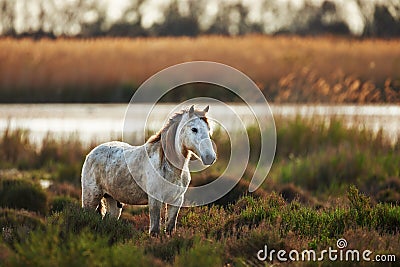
81,105 -> 216,235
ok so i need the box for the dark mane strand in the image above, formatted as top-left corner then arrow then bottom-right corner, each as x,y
147,112 -> 183,144
147,132 -> 161,143
200,116 -> 208,127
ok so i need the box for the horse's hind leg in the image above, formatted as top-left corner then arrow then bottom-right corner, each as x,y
81,162 -> 103,212
104,195 -> 122,219
82,190 -> 103,210
82,185 -> 103,211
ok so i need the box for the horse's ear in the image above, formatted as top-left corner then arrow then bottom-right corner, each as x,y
189,105 -> 195,116
203,105 -> 209,113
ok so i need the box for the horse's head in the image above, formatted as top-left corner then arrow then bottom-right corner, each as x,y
179,105 -> 216,165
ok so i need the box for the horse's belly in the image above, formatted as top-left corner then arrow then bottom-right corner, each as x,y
116,182 -> 149,205
106,172 -> 149,205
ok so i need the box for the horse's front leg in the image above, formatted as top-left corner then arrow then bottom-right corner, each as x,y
148,196 -> 162,236
165,196 -> 183,235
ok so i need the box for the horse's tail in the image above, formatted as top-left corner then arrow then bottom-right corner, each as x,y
81,150 -> 103,210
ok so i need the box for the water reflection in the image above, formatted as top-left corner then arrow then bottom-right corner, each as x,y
0,104 -> 398,144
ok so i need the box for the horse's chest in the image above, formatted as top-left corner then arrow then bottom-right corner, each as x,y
181,170 -> 191,187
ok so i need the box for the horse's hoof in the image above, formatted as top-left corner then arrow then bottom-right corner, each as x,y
149,231 -> 160,238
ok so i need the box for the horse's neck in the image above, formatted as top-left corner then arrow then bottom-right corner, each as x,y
163,145 -> 189,174
146,140 -> 188,173
160,144 -> 190,182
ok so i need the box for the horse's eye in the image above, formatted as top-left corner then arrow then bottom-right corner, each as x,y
191,127 -> 198,133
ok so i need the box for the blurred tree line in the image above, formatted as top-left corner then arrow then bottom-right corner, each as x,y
0,0 -> 399,38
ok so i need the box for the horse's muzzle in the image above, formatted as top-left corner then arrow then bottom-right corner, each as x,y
201,153 -> 216,165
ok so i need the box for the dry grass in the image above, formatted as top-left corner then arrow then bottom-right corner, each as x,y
0,36 -> 399,102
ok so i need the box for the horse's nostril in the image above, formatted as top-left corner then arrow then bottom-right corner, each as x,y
203,154 -> 215,165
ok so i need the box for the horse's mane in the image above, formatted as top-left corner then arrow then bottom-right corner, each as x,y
147,108 -> 209,144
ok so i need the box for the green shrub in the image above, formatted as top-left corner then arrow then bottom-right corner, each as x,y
54,162 -> 82,184
49,196 -> 80,214
144,234 -> 195,263
0,208 -> 44,245
376,177 -> 400,204
347,185 -> 373,228
373,203 -> 400,234
49,205 -> 137,244
225,224 -> 284,266
8,227 -> 160,267
0,178 -> 47,214
236,194 -> 285,228
174,239 -> 222,267
180,205 -> 228,239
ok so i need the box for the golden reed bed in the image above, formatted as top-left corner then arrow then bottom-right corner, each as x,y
0,36 -> 399,103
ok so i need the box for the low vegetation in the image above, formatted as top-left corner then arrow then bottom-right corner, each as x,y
1,116 -> 399,265
1,189 -> 399,266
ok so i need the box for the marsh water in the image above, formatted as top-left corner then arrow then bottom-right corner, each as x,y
0,104 -> 399,144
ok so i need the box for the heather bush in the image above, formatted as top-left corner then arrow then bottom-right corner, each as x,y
0,178 -> 47,214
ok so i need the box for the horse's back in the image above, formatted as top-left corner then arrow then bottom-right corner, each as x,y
82,141 -> 136,180
82,141 -> 131,171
